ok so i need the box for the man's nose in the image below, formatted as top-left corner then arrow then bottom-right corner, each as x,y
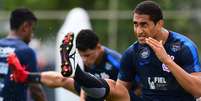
81,56 -> 87,63
136,26 -> 143,34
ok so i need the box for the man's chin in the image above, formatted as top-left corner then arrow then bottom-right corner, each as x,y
85,64 -> 92,68
138,41 -> 146,44
24,40 -> 30,44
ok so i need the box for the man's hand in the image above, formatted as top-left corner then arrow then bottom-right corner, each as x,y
7,53 -> 29,83
145,37 -> 172,64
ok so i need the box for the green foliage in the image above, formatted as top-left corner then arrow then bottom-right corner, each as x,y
34,19 -> 61,41
91,19 -> 108,45
1,0 -> 201,53
117,20 -> 135,53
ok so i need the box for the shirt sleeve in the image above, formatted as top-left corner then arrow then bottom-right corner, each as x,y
179,42 -> 201,73
118,48 -> 136,82
16,48 -> 38,72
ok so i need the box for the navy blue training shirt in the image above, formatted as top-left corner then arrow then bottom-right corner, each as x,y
0,38 -> 38,101
85,47 -> 121,80
118,31 -> 201,101
75,47 -> 121,101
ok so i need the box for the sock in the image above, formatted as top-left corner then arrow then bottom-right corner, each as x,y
74,66 -> 110,99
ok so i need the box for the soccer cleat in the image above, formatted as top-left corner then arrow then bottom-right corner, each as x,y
60,32 -> 84,77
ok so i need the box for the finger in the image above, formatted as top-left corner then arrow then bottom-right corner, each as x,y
148,37 -> 160,43
159,40 -> 163,44
145,38 -> 157,49
148,37 -> 162,46
145,38 -> 159,48
148,37 -> 164,47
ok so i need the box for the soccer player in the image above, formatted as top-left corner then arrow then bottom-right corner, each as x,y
117,1 -> 201,100
0,8 -> 46,101
68,29 -> 122,101
76,30 -> 141,101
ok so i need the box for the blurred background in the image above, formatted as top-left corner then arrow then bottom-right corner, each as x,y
1,0 -> 201,101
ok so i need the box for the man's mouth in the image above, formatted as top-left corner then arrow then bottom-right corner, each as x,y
138,36 -> 146,40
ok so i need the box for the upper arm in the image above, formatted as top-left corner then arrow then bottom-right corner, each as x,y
179,42 -> 201,73
16,48 -> 38,72
118,49 -> 136,82
18,48 -> 45,100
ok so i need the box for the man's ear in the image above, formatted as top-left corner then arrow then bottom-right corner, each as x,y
96,43 -> 101,49
157,20 -> 164,28
20,22 -> 29,33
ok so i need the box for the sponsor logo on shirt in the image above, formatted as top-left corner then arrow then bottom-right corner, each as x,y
94,72 -> 110,79
0,97 -> 3,101
148,77 -> 167,90
100,72 -> 110,79
0,47 -> 15,57
0,62 -> 8,75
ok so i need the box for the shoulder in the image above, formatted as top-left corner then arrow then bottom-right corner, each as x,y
120,42 -> 139,63
123,41 -> 138,55
0,38 -> 34,54
170,31 -> 197,46
171,32 -> 197,56
104,47 -> 121,59
16,42 -> 34,53
14,41 -> 35,58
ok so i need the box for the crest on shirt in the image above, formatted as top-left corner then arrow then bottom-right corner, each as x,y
139,47 -> 150,59
100,72 -> 110,79
94,72 -> 110,79
171,42 -> 181,52
105,62 -> 112,70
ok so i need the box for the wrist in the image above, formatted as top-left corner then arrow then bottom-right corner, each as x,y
163,55 -> 173,65
27,73 -> 41,83
15,70 -> 29,83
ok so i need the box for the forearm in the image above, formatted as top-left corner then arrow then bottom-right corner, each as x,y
165,60 -> 201,97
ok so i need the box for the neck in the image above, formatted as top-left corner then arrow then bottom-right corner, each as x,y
155,28 -> 169,45
7,30 -> 19,39
95,46 -> 104,65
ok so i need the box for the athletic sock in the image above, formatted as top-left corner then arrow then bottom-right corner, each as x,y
74,66 -> 109,99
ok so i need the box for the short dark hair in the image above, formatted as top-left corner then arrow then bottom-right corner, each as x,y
133,0 -> 163,24
10,8 -> 37,30
76,29 -> 99,51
